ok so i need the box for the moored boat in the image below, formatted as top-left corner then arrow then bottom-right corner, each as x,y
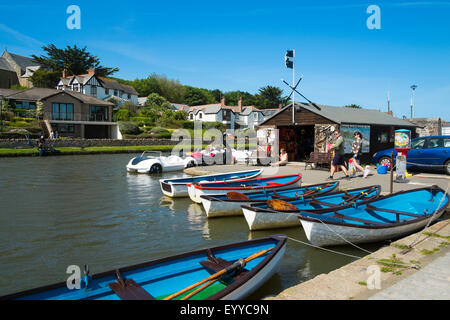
201,181 -> 339,218
1,235 -> 287,300
159,169 -> 263,198
298,185 -> 449,247
187,174 -> 303,204
241,185 -> 381,231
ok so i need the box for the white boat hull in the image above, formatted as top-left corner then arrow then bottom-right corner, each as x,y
188,179 -> 302,204
202,198 -> 259,217
159,169 -> 264,198
242,207 -> 301,231
300,212 -> 445,247
221,241 -> 286,300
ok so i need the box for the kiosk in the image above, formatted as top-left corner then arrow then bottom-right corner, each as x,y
394,129 -> 411,182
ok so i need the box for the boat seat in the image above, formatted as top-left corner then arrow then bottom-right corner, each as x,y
267,199 -> 299,211
199,250 -> 248,282
108,269 -> 156,300
226,192 -> 250,200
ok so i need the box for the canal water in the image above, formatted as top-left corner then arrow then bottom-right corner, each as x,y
0,153 -> 385,298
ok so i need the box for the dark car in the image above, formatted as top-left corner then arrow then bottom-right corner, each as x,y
372,135 -> 450,175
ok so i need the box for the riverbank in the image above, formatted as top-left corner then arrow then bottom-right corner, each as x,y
0,144 -> 208,157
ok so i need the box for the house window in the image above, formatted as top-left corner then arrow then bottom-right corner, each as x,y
52,103 -> 74,120
73,84 -> 80,92
114,90 -> 118,96
199,113 -> 203,119
52,123 -> 74,135
105,88 -> 110,95
189,114 -> 193,120
127,94 -> 131,99
90,85 -> 97,96
57,85 -> 63,90
89,106 -> 109,122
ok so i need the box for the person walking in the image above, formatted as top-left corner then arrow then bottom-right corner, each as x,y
351,131 -> 365,176
327,129 -> 350,180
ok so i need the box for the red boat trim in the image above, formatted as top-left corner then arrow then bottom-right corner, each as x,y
192,174 -> 302,190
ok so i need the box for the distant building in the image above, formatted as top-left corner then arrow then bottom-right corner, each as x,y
2,87 -> 118,139
56,68 -> 139,106
409,117 -> 445,137
0,50 -> 41,88
187,97 -> 281,130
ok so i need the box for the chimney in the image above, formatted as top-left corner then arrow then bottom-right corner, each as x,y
62,69 -> 67,78
238,96 -> 242,112
221,96 -> 225,107
88,68 -> 96,75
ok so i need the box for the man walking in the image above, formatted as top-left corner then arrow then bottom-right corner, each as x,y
327,129 -> 350,180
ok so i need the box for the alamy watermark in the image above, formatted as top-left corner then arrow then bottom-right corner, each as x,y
366,5 -> 381,30
366,265 -> 381,290
67,5 -> 81,30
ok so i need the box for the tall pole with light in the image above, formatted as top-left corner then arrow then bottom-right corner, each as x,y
285,50 -> 295,123
410,84 -> 417,119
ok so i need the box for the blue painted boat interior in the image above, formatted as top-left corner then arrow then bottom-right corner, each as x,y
212,182 -> 338,201
252,186 -> 379,210
14,239 -> 279,300
162,170 -> 262,184
301,189 -> 449,226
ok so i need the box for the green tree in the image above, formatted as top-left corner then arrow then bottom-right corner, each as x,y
254,86 -> 284,109
224,91 -> 255,106
30,69 -> 62,88
32,44 -> 119,77
183,86 -> 216,106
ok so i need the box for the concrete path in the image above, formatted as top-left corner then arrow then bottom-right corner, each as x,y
369,251 -> 450,300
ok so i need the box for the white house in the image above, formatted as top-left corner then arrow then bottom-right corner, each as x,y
56,68 -> 139,106
187,97 -> 281,130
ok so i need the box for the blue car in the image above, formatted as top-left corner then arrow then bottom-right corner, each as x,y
372,135 -> 450,175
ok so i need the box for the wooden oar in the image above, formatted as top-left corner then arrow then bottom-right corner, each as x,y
338,186 -> 375,206
163,247 -> 274,300
181,278 -> 219,300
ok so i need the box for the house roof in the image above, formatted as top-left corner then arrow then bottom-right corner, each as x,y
59,74 -> 138,96
5,52 -> 40,72
259,102 -> 417,127
3,88 -> 114,106
0,57 -> 15,72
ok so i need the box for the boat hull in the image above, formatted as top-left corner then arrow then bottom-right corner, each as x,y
298,185 -> 449,247
243,207 -> 300,230
301,212 -> 444,247
2,235 -> 287,300
188,174 -> 303,204
241,185 -> 381,231
159,169 -> 263,198
201,182 -> 339,218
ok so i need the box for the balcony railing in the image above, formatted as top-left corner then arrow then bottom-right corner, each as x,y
44,112 -> 114,122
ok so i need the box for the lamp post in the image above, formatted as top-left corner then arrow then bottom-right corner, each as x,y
410,84 -> 417,119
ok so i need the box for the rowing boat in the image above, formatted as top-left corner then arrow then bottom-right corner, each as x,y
298,185 -> 449,247
187,174 -> 303,203
159,169 -> 263,198
1,235 -> 287,300
241,185 -> 381,231
200,181 -> 339,218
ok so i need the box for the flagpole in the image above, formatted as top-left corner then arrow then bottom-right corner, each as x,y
292,49 -> 295,124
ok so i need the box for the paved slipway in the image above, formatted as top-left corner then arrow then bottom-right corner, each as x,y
185,163 -> 450,300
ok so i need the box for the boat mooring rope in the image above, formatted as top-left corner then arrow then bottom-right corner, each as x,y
287,236 -> 363,260
406,182 -> 450,250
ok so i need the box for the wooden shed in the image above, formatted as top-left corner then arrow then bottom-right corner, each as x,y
257,103 -> 417,163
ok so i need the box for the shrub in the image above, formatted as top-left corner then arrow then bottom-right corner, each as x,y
118,121 -> 141,135
0,111 -> 14,121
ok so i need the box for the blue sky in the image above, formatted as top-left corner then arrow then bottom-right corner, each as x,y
0,0 -> 449,119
